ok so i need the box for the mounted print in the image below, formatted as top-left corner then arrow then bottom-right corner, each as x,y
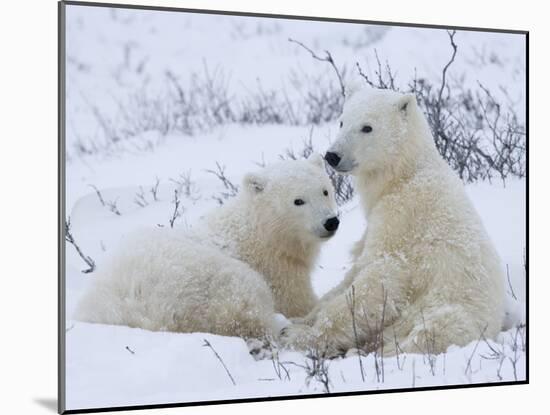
59,1 -> 528,413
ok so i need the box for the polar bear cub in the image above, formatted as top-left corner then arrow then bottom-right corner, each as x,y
74,156 -> 339,339
282,85 -> 505,355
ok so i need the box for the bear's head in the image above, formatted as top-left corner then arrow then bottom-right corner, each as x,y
242,155 -> 339,242
325,84 -> 426,176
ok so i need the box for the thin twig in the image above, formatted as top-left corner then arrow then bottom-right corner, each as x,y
271,351 -> 291,381
346,285 -> 365,381
65,218 -> 96,274
464,324 -> 489,375
150,177 -> 160,201
379,285 -> 388,382
392,326 -> 405,371
355,62 -> 376,88
289,38 -> 346,98
506,264 -> 518,300
206,162 -> 239,204
90,184 -> 121,216
203,339 -> 236,386
437,30 -> 457,106
169,190 -> 182,228
134,186 -> 149,207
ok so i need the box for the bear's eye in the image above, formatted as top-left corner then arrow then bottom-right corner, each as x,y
294,199 -> 305,206
361,125 -> 373,133
339,121 -> 343,128
323,190 -> 328,196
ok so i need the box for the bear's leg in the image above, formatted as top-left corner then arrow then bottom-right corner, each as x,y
72,271 -> 132,327
383,304 -> 489,356
295,231 -> 368,326
193,258 -> 280,340
212,293 -> 279,340
299,260 -> 365,325
280,293 -> 374,357
280,258 -> 408,356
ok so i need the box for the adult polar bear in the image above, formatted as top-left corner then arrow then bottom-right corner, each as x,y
282,85 -> 504,356
75,157 -> 339,339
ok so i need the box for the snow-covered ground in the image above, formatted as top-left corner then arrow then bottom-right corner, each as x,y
63,4 -> 527,412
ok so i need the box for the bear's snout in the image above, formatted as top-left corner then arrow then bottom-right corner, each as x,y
324,152 -> 341,168
323,216 -> 340,232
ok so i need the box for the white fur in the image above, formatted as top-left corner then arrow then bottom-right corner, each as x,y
281,87 -> 505,355
74,157 -> 338,338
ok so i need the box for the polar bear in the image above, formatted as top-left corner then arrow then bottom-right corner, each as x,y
281,85 -> 505,356
74,156 -> 339,339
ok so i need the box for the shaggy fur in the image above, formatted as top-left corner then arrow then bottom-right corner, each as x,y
74,156 -> 338,338
281,85 -> 505,356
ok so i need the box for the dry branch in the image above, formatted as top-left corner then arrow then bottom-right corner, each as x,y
206,162 -> 239,204
289,38 -> 346,98
346,285 -> 366,381
203,339 -> 236,385
90,184 -> 121,216
65,218 -> 96,274
150,177 -> 160,201
169,190 -> 182,228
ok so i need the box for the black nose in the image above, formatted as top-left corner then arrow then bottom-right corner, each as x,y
324,152 -> 341,167
324,217 -> 340,232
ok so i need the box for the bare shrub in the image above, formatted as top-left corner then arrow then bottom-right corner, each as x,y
355,287 -> 388,383
169,190 -> 183,228
464,324 -> 488,377
90,185 -> 121,216
508,324 -> 525,381
278,128 -> 355,205
329,171 -> 354,206
170,170 -> 199,200
285,347 -> 332,393
288,32 -> 525,184
392,326 -> 406,371
345,285 -> 365,381
165,62 -> 236,133
206,162 -> 239,205
279,129 -> 315,161
133,178 -> 161,208
71,56 -> 345,158
415,311 -> 438,376
480,337 -> 507,381
238,79 -> 288,125
73,34 -> 525,186
150,177 -> 160,201
305,348 -> 332,393
134,186 -> 149,207
115,87 -> 173,138
355,31 -> 526,183
343,284 -> 390,383
271,351 -> 291,381
480,323 -> 525,381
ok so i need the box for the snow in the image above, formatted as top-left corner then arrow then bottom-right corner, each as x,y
63,4 -> 526,411
66,322 -> 525,410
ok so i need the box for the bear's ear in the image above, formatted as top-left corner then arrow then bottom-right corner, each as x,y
308,153 -> 325,169
397,93 -> 416,114
345,77 -> 365,100
243,172 -> 267,194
